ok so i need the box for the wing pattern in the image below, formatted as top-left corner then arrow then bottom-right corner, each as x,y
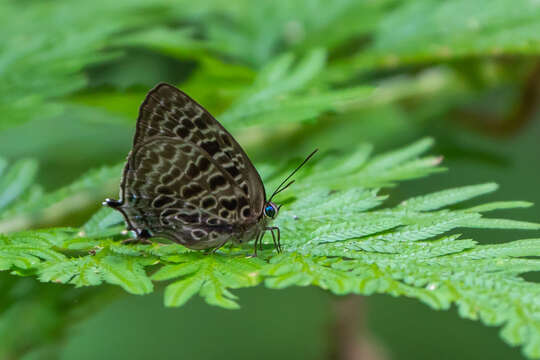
133,83 -> 265,209
116,84 -> 266,248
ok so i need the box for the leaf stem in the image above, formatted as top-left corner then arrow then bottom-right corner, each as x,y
328,296 -> 386,360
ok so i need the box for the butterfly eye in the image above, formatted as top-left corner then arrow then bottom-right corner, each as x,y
264,204 -> 277,218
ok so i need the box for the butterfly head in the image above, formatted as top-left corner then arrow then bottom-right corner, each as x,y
264,201 -> 279,219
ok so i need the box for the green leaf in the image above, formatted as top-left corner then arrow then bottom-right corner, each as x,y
0,159 -> 38,212
4,0 -> 540,358
466,201 -> 534,213
301,138 -> 444,190
221,49 -> 372,127
153,253 -> 263,309
1,139 -> 540,358
264,254 -> 378,295
0,0 -> 185,131
0,163 -> 123,232
83,207 -> 124,238
37,244 -> 154,295
0,245 -> 66,272
99,255 -> 154,295
461,218 -> 540,230
353,0 -> 540,70
400,183 -> 499,211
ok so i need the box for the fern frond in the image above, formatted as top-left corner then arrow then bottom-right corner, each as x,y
192,0 -> 380,66
302,138 -> 444,190
353,0 -> 540,70
0,163 -> 122,232
220,50 -> 372,127
399,183 -> 499,211
466,201 -> 534,213
39,252 -> 154,294
0,159 -> 38,212
1,139 -> 540,357
153,253 -> 263,309
0,0 -> 184,131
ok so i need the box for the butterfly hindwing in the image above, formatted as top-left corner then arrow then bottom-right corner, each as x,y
127,137 -> 246,211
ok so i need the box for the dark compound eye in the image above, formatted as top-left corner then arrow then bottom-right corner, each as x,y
264,204 -> 277,218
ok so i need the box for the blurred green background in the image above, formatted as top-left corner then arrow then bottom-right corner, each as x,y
1,0 -> 539,359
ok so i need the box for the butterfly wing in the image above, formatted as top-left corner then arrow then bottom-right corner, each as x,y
112,83 -> 268,248
118,135 -> 260,248
130,83 -> 266,214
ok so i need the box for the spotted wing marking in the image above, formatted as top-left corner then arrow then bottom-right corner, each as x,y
132,83 -> 265,215
120,137 -> 256,248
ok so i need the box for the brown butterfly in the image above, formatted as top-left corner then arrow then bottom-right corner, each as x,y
104,83 -> 316,254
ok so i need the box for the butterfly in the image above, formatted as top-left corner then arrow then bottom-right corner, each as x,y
104,83 -> 316,255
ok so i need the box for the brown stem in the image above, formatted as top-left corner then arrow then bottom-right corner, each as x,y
328,296 -> 387,360
455,60 -> 540,137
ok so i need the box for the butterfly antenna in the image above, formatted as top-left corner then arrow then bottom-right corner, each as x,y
269,149 -> 318,202
271,180 -> 295,198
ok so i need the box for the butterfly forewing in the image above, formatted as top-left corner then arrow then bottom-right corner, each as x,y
132,83 -> 265,212
116,83 -> 266,249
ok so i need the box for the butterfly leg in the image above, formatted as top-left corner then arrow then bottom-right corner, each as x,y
103,199 -> 151,245
269,228 -> 279,253
206,238 -> 229,255
276,227 -> 282,252
103,198 -> 122,208
265,226 -> 282,253
259,231 -> 265,251
253,233 -> 258,255
122,229 -> 152,245
251,231 -> 265,257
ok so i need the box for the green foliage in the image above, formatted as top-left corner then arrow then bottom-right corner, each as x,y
0,273 -> 115,360
203,0 -> 379,66
355,0 -> 540,70
0,0 -> 179,131
220,49 -> 372,128
0,159 -> 38,212
0,161 -> 122,232
1,140 -> 540,357
2,0 -> 540,358
4,0 -> 540,132
153,254 -> 263,309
